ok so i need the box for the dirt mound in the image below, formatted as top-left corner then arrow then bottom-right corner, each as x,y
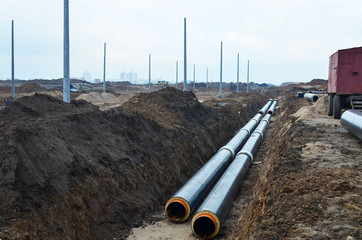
18,83 -> 45,93
0,88 -> 266,239
0,83 -> 45,94
76,92 -> 119,104
308,78 -> 328,87
292,95 -> 328,120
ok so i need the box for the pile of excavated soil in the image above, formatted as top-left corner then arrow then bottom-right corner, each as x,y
0,83 -> 45,93
0,88 -> 266,240
291,95 -> 328,120
76,92 -> 119,104
227,89 -> 362,240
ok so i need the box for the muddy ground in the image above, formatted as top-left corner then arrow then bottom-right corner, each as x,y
0,81 -> 360,240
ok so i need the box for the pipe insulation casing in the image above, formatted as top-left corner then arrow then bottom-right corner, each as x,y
341,110 -> 362,140
304,93 -> 319,102
165,101 -> 272,222
165,149 -> 232,222
191,154 -> 250,239
191,125 -> 266,239
221,113 -> 262,156
191,106 -> 277,239
165,114 -> 259,222
267,100 -> 278,115
258,99 -> 273,115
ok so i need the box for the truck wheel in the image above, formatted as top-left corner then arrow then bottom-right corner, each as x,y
333,94 -> 341,119
327,94 -> 334,116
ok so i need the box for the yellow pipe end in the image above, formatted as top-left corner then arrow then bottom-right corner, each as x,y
165,197 -> 191,222
191,211 -> 220,239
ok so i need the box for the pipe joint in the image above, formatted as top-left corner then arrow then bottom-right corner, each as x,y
237,150 -> 254,162
261,118 -> 270,124
240,128 -> 251,136
253,130 -> 264,139
219,146 -> 235,158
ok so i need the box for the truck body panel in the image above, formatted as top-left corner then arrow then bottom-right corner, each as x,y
328,47 -> 362,95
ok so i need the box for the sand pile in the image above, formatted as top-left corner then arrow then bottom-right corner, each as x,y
291,95 -> 328,120
76,92 -> 119,104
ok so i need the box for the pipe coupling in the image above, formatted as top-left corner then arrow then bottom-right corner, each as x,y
219,146 -> 235,158
237,150 -> 254,162
253,130 -> 264,139
240,128 -> 251,136
261,118 -> 270,124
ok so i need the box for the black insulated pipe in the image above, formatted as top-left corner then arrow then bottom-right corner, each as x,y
165,100 -> 273,222
191,103 -> 277,239
341,109 -> 362,140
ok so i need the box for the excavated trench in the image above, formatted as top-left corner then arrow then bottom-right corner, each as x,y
127,87 -> 361,240
0,88 -> 267,239
227,91 -> 362,240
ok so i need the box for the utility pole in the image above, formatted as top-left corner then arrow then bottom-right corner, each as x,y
183,17 -> 187,92
247,60 -> 250,93
63,0 -> 70,103
103,43 -> 106,93
148,54 -> 151,93
193,64 -> 196,90
175,60 -> 178,89
236,53 -> 240,93
219,41 -> 223,99
206,67 -> 208,88
11,20 -> 15,99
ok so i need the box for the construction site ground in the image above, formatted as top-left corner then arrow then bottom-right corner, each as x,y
0,81 -> 361,240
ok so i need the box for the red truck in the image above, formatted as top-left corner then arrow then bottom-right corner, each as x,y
328,46 -> 362,118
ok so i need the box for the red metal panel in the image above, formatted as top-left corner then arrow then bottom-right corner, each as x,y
328,52 -> 338,93
328,47 -> 362,94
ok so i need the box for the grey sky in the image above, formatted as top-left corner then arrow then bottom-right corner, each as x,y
1,0 -> 361,85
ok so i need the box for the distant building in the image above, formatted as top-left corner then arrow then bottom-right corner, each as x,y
120,71 -> 138,83
82,71 -> 92,82
120,72 -> 126,81
94,78 -> 101,83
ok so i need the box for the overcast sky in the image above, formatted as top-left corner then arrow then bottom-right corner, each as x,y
1,0 -> 362,85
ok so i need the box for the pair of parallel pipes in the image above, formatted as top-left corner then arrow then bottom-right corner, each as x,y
165,99 -> 278,238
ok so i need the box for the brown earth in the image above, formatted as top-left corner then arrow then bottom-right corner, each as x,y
0,88 -> 266,240
126,81 -> 360,240
227,90 -> 361,240
0,79 -> 360,240
0,83 -> 45,94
